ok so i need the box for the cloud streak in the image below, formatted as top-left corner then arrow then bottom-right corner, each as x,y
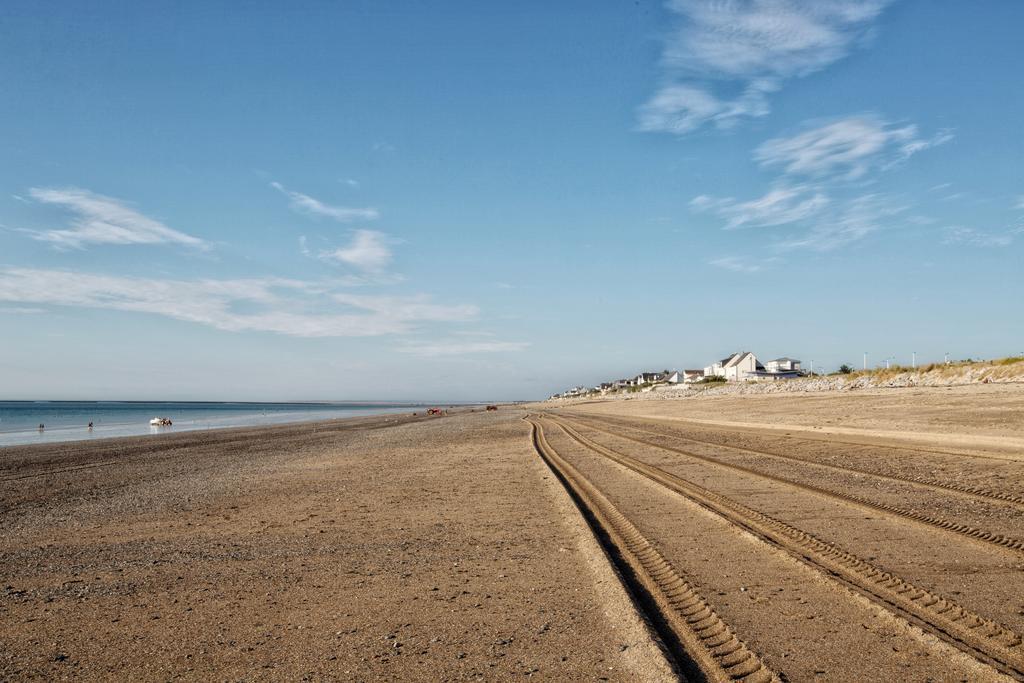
271,182 -> 378,222
0,268 -> 477,338
691,111 -> 952,253
694,186 -> 909,251
640,0 -> 891,134
319,229 -> 393,271
691,185 -> 830,229
755,116 -> 953,179
637,82 -> 773,135
775,193 -> 907,251
23,187 -> 208,250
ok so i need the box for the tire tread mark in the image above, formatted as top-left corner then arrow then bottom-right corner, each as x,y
562,416 -> 1024,554
546,415 -> 1024,680
566,413 -> 1024,510
528,417 -> 777,683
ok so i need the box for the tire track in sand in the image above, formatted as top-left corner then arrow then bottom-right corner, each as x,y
528,417 -> 777,683
563,412 -> 1024,509
558,414 -> 1024,555
546,416 -> 1024,680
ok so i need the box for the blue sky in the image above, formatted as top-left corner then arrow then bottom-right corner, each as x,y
1,1 -> 1022,401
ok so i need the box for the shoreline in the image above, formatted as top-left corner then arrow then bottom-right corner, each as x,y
0,403 -> 452,449
0,408 -> 455,457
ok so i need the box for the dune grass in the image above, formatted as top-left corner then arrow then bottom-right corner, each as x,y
837,356 -> 1024,381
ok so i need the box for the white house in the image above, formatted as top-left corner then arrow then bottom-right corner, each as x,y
664,370 -> 700,384
682,369 -> 704,383
635,372 -> 665,385
704,359 -> 727,378
765,357 -> 801,373
722,352 -> 764,381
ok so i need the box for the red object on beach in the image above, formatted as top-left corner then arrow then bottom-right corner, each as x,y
427,407 -> 443,415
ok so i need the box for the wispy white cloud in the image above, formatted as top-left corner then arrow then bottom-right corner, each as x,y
340,178 -> 360,188
319,229 -> 393,271
755,116 -> 953,178
640,0 -> 891,134
663,0 -> 889,78
776,193 -> 907,251
637,82 -> 773,134
271,181 -> 378,222
395,339 -> 531,356
708,256 -> 765,273
696,187 -> 906,251
0,268 -> 478,338
22,187 -> 208,250
942,225 -> 1018,248
691,184 -> 829,229
691,112 -> 950,254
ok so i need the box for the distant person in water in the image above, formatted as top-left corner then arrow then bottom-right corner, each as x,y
88,422 -> 93,430
38,423 -> 44,431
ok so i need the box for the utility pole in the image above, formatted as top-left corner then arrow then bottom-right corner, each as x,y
912,351 -> 916,369
863,352 -> 868,370
810,359 -> 814,374
885,358 -> 890,369
945,352 -> 949,365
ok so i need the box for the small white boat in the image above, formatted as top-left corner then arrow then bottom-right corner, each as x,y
150,417 -> 173,426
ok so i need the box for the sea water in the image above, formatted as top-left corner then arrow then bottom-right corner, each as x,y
0,401 -> 428,447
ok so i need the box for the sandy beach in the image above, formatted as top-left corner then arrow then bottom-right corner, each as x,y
4,385 -> 1024,681
0,410 -> 672,681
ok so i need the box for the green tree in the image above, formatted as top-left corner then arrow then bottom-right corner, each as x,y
838,364 -> 854,374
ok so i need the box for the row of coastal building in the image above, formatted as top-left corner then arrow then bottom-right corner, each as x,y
550,351 -> 804,399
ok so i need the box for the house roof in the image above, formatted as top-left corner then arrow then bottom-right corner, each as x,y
769,357 -> 800,362
724,351 -> 756,367
683,369 -> 703,374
